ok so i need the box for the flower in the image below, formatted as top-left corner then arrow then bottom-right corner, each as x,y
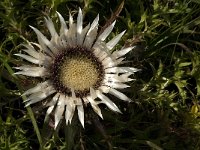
15,8 -> 139,128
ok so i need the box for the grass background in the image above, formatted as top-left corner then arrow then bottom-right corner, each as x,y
1,0 -> 200,149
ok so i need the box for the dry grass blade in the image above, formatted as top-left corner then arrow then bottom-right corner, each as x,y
98,0 -> 125,36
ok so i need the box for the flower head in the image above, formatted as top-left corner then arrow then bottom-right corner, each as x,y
15,8 -> 139,128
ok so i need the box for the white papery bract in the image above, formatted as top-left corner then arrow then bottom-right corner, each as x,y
15,8 -> 139,129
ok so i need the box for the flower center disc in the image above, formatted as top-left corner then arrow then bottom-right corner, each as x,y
51,47 -> 104,97
60,57 -> 98,91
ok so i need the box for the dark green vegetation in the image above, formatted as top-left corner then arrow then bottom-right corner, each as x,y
1,0 -> 200,149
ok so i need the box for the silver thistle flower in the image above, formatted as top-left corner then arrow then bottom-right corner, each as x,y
15,8 -> 139,128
